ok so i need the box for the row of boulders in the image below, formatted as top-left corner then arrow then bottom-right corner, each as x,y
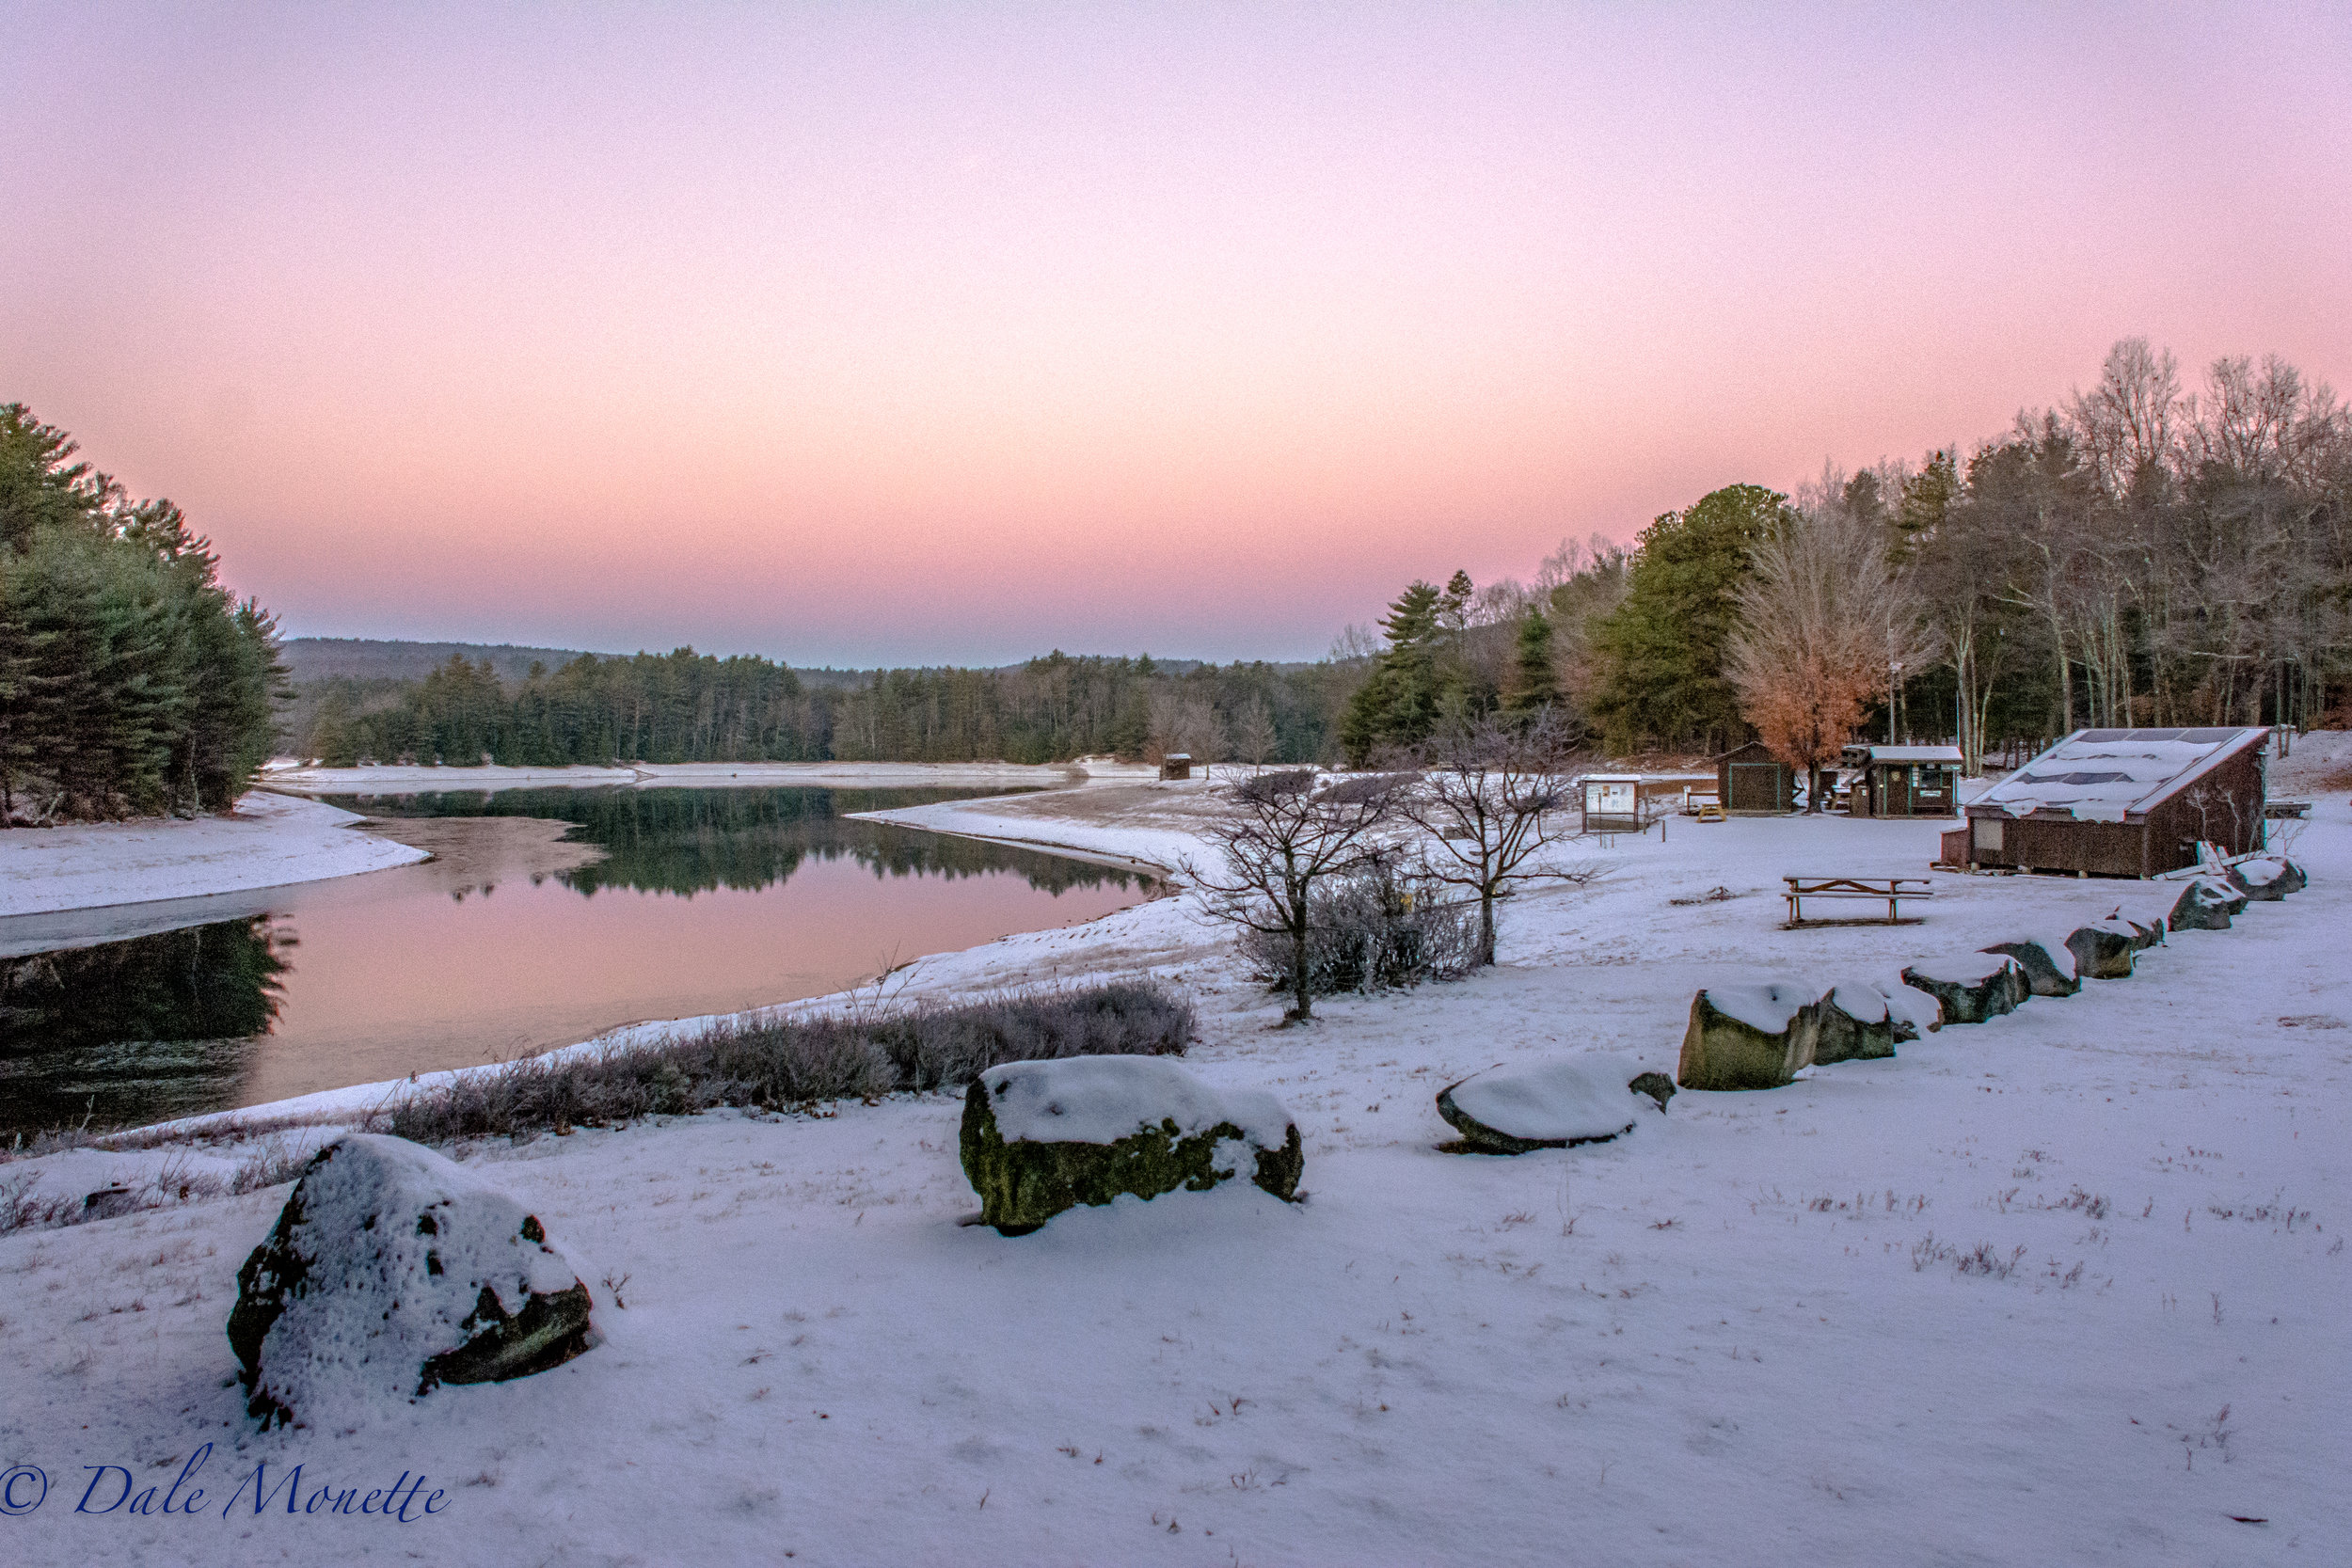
1677,857 -> 2302,1091
221,853 -> 2305,1422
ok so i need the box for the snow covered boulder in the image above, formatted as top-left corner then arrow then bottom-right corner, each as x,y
1435,1055 -> 1662,1155
1873,980 -> 1936,1040
2121,911 -> 2167,951
2169,877 -> 2245,932
1900,953 -> 2026,1025
227,1135 -> 594,1428
2065,920 -> 2137,980
960,1057 -> 1303,1235
1811,982 -> 1899,1064
1677,980 -> 1820,1092
1979,938 -> 2080,998
2227,857 -> 2306,901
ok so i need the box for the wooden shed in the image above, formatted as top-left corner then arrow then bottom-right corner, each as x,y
1579,774 -> 1643,833
1846,744 -> 1963,819
1953,727 -> 2269,877
1715,741 -> 1794,815
1157,752 -> 1193,781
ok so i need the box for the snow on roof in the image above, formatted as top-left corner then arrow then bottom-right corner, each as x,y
1864,746 -> 1963,764
1972,727 -> 2267,822
1581,773 -> 1643,783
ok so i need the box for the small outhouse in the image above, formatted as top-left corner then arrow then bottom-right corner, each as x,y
1580,774 -> 1642,833
1715,741 -> 1794,815
1847,745 -> 1963,818
1157,753 -> 1193,781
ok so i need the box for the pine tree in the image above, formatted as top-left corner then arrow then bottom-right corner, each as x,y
1503,608 -> 1557,716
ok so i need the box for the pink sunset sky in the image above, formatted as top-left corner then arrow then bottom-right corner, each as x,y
5,3 -> 2347,666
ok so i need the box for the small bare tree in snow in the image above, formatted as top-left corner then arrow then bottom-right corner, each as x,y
1231,697 -> 1279,768
1725,494 -> 1934,812
1391,709 -> 1592,967
1182,769 -> 1406,1022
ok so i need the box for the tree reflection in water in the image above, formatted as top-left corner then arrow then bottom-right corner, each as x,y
4,787 -> 1149,1138
322,786 -> 1136,899
0,916 -> 291,1135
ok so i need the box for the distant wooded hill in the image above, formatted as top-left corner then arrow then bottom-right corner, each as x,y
280,639 -> 604,685
272,639 -> 1292,763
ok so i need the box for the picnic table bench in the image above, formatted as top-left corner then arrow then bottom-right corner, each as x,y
1784,874 -> 1933,928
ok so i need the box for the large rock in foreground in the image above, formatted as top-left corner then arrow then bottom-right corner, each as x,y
1812,982 -> 1899,1063
1436,1054 -> 1663,1154
1980,938 -> 2080,998
1677,981 -> 1820,1091
2228,856 -> 2306,901
2065,920 -> 2137,980
1901,953 -> 2026,1025
2169,877 -> 2246,931
961,1057 -> 1302,1235
227,1135 -> 594,1428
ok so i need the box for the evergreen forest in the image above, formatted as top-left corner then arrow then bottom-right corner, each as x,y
0,405 -> 285,822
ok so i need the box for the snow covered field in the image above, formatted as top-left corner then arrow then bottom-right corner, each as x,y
2,743 -> 2346,1564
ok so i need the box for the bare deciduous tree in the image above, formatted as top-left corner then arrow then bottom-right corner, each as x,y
1391,710 -> 1592,967
1148,692 -> 1226,764
1181,769 -> 1406,1022
1725,492 -> 1934,809
1231,697 -> 1279,768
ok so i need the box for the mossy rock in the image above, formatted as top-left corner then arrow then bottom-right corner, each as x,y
1677,985 -> 1819,1091
2065,923 -> 2137,980
959,1063 -> 1302,1236
2169,878 -> 2244,931
1900,957 -> 2026,1025
1811,983 -> 1899,1063
1981,940 -> 2080,998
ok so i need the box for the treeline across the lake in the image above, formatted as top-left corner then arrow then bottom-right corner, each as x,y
0,405 -> 284,821
301,647 -> 1356,769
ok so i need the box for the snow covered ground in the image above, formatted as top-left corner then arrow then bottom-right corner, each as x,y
2,739 -> 2346,1563
0,792 -> 428,918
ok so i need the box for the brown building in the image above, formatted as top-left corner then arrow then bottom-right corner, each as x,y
1947,726 -> 2269,877
1846,744 -> 1963,818
1715,740 -> 1794,815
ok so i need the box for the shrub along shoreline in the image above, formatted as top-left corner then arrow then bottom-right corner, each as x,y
382,981 -> 1196,1144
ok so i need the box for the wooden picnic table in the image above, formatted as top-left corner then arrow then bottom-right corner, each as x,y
1784,874 -> 1934,928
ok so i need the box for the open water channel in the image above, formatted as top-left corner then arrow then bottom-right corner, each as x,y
0,785 -> 1152,1137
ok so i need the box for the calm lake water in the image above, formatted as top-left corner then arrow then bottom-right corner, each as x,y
0,786 -> 1149,1136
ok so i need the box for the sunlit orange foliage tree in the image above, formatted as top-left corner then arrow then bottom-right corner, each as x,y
1724,492 -> 1932,812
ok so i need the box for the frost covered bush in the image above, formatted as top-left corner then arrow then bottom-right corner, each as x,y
384,982 -> 1194,1142
1238,865 -> 1478,997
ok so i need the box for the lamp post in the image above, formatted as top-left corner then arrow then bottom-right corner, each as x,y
1887,661 -> 1902,746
